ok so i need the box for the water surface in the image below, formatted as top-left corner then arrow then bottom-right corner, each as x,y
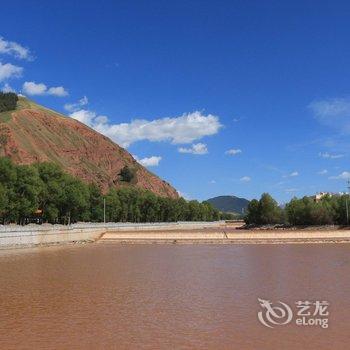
0,243 -> 349,349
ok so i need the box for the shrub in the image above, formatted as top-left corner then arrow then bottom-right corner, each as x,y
0,92 -> 18,113
119,165 -> 135,182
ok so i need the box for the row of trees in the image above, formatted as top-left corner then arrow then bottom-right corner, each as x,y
0,92 -> 18,113
0,157 -> 220,224
245,193 -> 350,226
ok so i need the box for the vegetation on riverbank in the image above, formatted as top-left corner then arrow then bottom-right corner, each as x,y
245,193 -> 350,226
0,157 -> 221,224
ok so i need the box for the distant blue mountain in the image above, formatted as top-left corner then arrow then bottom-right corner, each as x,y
206,195 -> 250,214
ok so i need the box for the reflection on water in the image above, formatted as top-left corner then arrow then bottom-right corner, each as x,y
0,243 -> 349,349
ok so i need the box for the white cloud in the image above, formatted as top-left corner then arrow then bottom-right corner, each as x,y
47,86 -> 68,97
94,115 -> 108,124
70,109 -> 100,125
0,36 -> 32,60
329,171 -> 350,180
71,110 -> 222,148
0,62 -> 23,82
1,83 -> 15,92
319,152 -> 344,159
240,176 -> 251,182
309,97 -> 350,133
22,81 -> 68,97
178,143 -> 208,155
318,169 -> 328,175
209,180 -> 216,184
64,96 -> 88,112
22,81 -> 46,95
133,155 -> 162,167
225,148 -> 242,155
283,171 -> 299,178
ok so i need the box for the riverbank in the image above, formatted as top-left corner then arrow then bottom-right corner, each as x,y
0,222 -> 223,249
1,221 -> 350,249
101,225 -> 350,244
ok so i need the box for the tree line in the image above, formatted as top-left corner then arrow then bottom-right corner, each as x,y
0,157 -> 221,224
245,193 -> 350,226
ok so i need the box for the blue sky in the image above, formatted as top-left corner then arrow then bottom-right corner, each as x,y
1,1 -> 350,202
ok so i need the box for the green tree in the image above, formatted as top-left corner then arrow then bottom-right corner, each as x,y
119,165 -> 135,183
60,176 -> 90,222
106,188 -> 122,222
36,162 -> 66,222
0,92 -> 18,112
89,183 -> 104,222
245,194 -> 282,225
0,157 -> 222,224
0,183 -> 8,216
245,199 -> 260,224
258,193 -> 282,224
13,164 -> 42,222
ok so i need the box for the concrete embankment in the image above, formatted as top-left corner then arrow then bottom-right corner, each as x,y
0,222 -> 225,249
0,224 -> 105,249
2,221 -> 350,249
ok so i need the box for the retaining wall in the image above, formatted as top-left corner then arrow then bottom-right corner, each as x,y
0,221 -> 225,248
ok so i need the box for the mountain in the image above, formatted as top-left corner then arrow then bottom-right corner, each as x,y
0,96 -> 178,198
206,195 -> 250,214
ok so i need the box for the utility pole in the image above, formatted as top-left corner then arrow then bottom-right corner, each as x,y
103,197 -> 106,224
346,180 -> 350,226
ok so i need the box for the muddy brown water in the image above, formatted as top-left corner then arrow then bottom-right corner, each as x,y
0,243 -> 349,349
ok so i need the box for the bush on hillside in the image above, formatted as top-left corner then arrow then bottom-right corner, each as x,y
119,165 -> 135,183
0,92 -> 18,113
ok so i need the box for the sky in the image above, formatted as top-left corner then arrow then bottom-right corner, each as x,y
1,0 -> 350,202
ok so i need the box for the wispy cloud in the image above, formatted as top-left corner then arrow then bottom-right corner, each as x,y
225,148 -> 242,156
319,152 -> 344,159
22,81 -> 68,96
329,171 -> 350,180
283,171 -> 299,178
317,169 -> 328,175
309,97 -> 350,134
178,143 -> 208,155
0,62 -> 23,82
240,176 -> 251,182
133,155 -> 162,167
0,36 -> 33,60
64,96 -> 88,112
70,110 -> 222,148
1,82 -> 15,92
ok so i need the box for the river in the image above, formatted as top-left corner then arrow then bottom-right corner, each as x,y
0,243 -> 349,349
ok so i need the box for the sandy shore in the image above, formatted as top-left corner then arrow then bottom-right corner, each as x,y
101,224 -> 350,244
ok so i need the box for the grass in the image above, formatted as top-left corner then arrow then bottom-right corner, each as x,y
0,111 -> 13,123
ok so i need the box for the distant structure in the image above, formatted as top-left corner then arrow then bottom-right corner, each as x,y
314,192 -> 346,202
